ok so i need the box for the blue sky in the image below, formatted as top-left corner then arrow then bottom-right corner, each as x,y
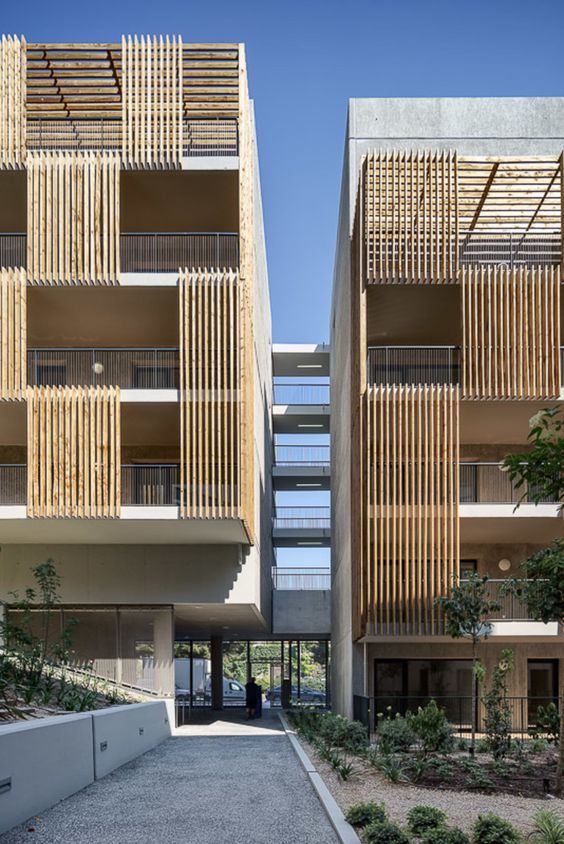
8,0 -> 564,343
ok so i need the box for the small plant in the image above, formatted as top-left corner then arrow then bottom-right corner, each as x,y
459,758 -> 494,790
364,819 -> 410,844
482,650 -> 514,760
407,805 -> 447,836
369,751 -> 409,783
345,802 -> 387,828
424,827 -> 470,844
406,754 -> 433,782
376,711 -> 416,753
428,757 -> 455,780
408,700 -> 455,756
530,703 -> 560,746
527,738 -> 551,754
476,738 -> 490,754
529,809 -> 564,844
472,813 -> 520,843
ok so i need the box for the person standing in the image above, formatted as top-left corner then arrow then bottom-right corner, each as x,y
245,676 -> 260,719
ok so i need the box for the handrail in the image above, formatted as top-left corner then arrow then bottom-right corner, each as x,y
28,348 -> 180,390
120,232 -> 239,273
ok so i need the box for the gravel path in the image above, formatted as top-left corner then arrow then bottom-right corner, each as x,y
2,714 -> 338,844
302,738 -> 564,835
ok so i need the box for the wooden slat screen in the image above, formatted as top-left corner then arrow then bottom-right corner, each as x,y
0,267 -> 26,399
122,35 -> 183,168
27,151 -> 120,285
462,266 -> 561,400
179,269 -> 242,521
27,385 -> 120,518
362,385 -> 459,636
360,150 -> 458,284
0,35 -> 26,168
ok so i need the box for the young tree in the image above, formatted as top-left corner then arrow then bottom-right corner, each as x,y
502,407 -> 564,792
435,573 -> 501,755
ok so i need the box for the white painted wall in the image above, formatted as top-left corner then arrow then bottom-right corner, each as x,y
92,701 -> 171,779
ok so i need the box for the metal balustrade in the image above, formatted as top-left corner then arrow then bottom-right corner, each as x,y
274,444 -> 330,466
460,462 -> 558,504
121,465 -> 180,506
273,383 -> 330,405
0,465 -> 26,505
272,567 -> 331,590
273,507 -> 331,529
28,348 -> 180,390
459,230 -> 561,268
0,234 -> 26,269
120,232 -> 239,273
183,118 -> 238,157
367,346 -> 460,385
27,118 -> 122,151
483,579 -> 534,621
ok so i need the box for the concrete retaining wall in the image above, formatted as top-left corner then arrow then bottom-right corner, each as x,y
0,700 -> 172,835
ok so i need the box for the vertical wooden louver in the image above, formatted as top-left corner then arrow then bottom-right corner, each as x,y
27,152 -> 120,285
27,386 -> 121,518
122,34 -> 183,168
0,35 -> 26,168
462,266 -> 561,400
360,150 -> 459,284
179,269 -> 244,521
361,385 -> 459,637
0,267 -> 26,399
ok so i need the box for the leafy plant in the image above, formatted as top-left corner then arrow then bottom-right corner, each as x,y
345,802 -> 387,828
482,650 -> 514,760
408,700 -> 455,756
472,813 -> 520,843
428,757 -> 455,780
530,703 -> 560,746
528,809 -> 564,844
407,805 -> 447,836
369,751 -> 409,783
376,711 -> 416,753
458,758 -> 494,790
364,820 -> 410,844
423,827 -> 470,844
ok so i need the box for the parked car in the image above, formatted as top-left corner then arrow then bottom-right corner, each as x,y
265,684 -> 325,704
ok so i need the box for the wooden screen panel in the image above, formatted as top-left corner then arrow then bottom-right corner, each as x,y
183,44 -> 240,118
27,385 -> 120,518
122,35 -> 183,168
462,266 -> 561,400
0,35 -> 26,168
179,269 -> 243,522
0,267 -> 26,399
27,151 -> 120,285
363,385 -> 459,636
360,150 -> 459,284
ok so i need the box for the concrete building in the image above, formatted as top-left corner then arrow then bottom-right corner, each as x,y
331,97 -> 564,721
0,36 -> 329,706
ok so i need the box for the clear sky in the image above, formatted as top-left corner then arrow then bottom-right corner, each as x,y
7,0 -> 564,343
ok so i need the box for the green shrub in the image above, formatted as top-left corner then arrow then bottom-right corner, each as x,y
423,827 -> 470,844
530,703 -> 560,745
288,709 -> 367,752
408,700 -> 455,756
407,805 -> 448,835
369,751 -> 409,783
529,809 -> 564,844
344,802 -> 387,828
376,712 -> 416,753
364,820 -> 410,844
428,757 -> 455,780
458,759 -> 494,790
472,813 -> 520,844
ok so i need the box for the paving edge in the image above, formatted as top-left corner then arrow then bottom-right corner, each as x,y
279,714 -> 361,844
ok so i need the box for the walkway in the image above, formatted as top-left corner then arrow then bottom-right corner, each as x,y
2,712 -> 339,844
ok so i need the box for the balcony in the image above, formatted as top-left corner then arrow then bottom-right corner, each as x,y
0,234 -> 26,268
460,463 -> 558,504
459,230 -> 561,268
121,464 -> 180,505
274,444 -> 330,466
273,507 -> 331,529
272,567 -> 331,590
273,382 -> 330,405
26,117 -> 238,157
0,465 -> 26,505
27,348 -> 180,390
120,232 -> 239,273
367,346 -> 460,386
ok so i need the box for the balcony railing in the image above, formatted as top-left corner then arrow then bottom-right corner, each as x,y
482,579 -> 534,621
460,463 -> 558,504
272,567 -> 331,590
459,230 -> 561,268
120,233 -> 239,273
273,383 -> 330,405
0,234 -> 26,269
183,118 -> 238,157
273,507 -> 331,529
27,349 -> 180,390
274,444 -> 330,466
367,346 -> 460,386
121,465 -> 180,506
0,465 -> 26,505
26,118 -> 122,151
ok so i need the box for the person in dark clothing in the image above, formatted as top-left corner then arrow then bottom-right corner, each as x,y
245,676 -> 260,719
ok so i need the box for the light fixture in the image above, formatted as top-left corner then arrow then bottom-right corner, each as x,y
92,361 -> 104,375
298,424 -> 324,429
298,541 -> 323,546
498,558 -> 512,572
296,483 -> 322,488
297,364 -> 323,369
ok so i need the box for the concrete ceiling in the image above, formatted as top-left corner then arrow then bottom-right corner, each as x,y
272,344 -> 330,377
174,603 -> 267,637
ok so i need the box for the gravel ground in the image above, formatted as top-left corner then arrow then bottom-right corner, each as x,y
2,714 -> 338,844
301,738 -> 564,835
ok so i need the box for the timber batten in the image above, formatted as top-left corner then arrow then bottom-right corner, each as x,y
0,267 -> 26,399
27,385 -> 121,518
0,35 -> 26,168
362,385 -> 459,637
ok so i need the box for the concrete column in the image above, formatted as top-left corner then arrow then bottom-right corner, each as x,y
210,635 -> 223,710
153,608 -> 174,697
